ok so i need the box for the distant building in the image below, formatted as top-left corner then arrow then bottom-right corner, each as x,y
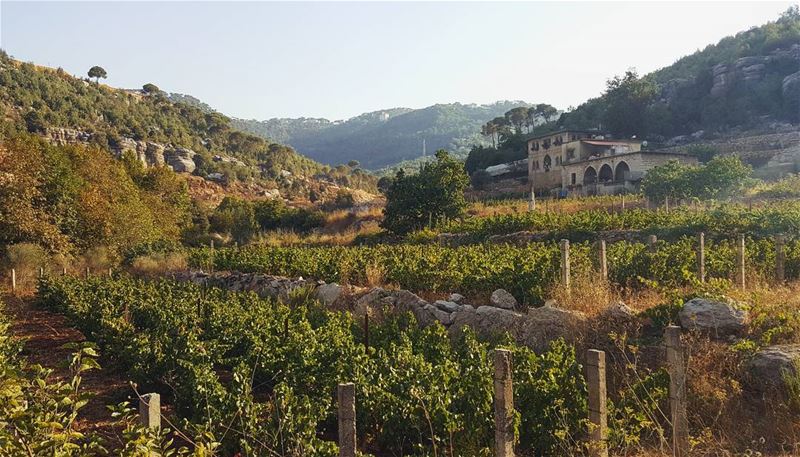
527,129 -> 697,195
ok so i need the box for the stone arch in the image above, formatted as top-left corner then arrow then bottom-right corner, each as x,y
543,154 -> 552,171
583,166 -> 597,184
599,163 -> 614,182
615,161 -> 630,182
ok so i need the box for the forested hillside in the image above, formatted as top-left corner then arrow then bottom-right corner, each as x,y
559,7 -> 800,140
234,101 -> 538,169
0,52 -> 378,188
0,52 -> 381,260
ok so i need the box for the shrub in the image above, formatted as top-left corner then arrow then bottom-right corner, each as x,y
130,252 -> 188,277
470,169 -> 492,190
5,243 -> 48,271
382,150 -> 469,235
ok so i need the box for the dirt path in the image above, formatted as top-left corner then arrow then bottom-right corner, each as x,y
3,292 -> 131,447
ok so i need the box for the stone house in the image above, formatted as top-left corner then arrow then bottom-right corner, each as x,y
527,129 -> 697,196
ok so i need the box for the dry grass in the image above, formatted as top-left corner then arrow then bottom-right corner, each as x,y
255,206 -> 384,247
364,262 -> 387,288
129,252 -> 188,277
547,271 -> 670,317
466,195 -> 645,219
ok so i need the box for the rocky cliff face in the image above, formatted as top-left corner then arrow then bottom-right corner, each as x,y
43,127 -> 197,173
706,44 -> 800,99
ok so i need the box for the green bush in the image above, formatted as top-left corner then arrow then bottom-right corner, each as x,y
382,150 -> 469,235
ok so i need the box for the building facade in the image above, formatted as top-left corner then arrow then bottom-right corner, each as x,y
527,130 -> 697,195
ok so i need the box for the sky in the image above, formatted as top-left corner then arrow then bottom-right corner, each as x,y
1,1 -> 795,120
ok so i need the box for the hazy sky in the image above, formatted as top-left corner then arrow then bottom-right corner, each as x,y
1,1 -> 795,120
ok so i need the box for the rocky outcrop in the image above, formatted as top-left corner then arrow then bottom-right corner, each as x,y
678,298 -> 748,337
164,147 -> 197,173
747,345 -> 800,393
44,127 -> 91,145
710,63 -> 731,98
41,128 -> 210,174
709,45 -> 800,99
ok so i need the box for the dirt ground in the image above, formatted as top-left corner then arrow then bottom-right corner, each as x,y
4,292 -> 131,447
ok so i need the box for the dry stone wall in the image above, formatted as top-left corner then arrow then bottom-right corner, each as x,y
172,270 -> 588,352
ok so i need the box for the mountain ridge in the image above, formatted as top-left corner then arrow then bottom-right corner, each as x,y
232,100 -> 538,169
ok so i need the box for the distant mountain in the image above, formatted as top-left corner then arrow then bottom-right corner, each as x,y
233,101 -> 538,169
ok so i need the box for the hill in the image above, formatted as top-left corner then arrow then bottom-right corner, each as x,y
0,52 -> 376,197
233,101 -> 539,169
558,7 -> 800,141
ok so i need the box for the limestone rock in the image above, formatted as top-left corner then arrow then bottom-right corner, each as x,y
145,142 -> 165,166
747,345 -> 800,392
521,305 -> 588,352
165,147 -> 197,173
355,288 -> 391,317
490,289 -> 517,309
423,304 -> 452,326
710,63 -> 730,97
392,289 -> 428,313
448,305 -> 479,335
44,127 -> 91,145
475,306 -> 525,336
315,283 -> 343,306
434,300 -> 461,313
448,293 -> 465,303
605,301 -> 636,321
678,298 -> 748,336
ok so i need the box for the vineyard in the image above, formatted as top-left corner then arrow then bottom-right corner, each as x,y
435,202 -> 800,242
191,236 -> 799,304
35,276 -> 621,456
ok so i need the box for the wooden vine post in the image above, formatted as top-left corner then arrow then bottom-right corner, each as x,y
597,240 -> 607,281
775,234 -> 786,283
665,326 -> 689,457
697,232 -> 705,283
586,349 -> 608,457
494,349 -> 515,457
560,239 -> 570,292
338,383 -> 356,457
736,234 -> 746,290
139,393 -> 161,429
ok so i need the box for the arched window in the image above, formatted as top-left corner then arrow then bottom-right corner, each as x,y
615,161 -> 630,182
543,155 -> 552,171
599,164 -> 614,182
583,166 -> 597,184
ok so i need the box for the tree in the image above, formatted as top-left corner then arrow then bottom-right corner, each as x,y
692,156 -> 751,200
382,150 -> 469,235
686,145 -> 717,164
602,69 -> 656,137
210,197 -> 258,244
377,176 -> 393,194
470,169 -> 492,190
481,121 -> 498,148
640,160 -> 694,204
142,83 -> 160,95
641,156 -> 751,204
24,110 -> 46,133
87,66 -> 107,84
347,160 -> 360,168
505,107 -> 530,134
